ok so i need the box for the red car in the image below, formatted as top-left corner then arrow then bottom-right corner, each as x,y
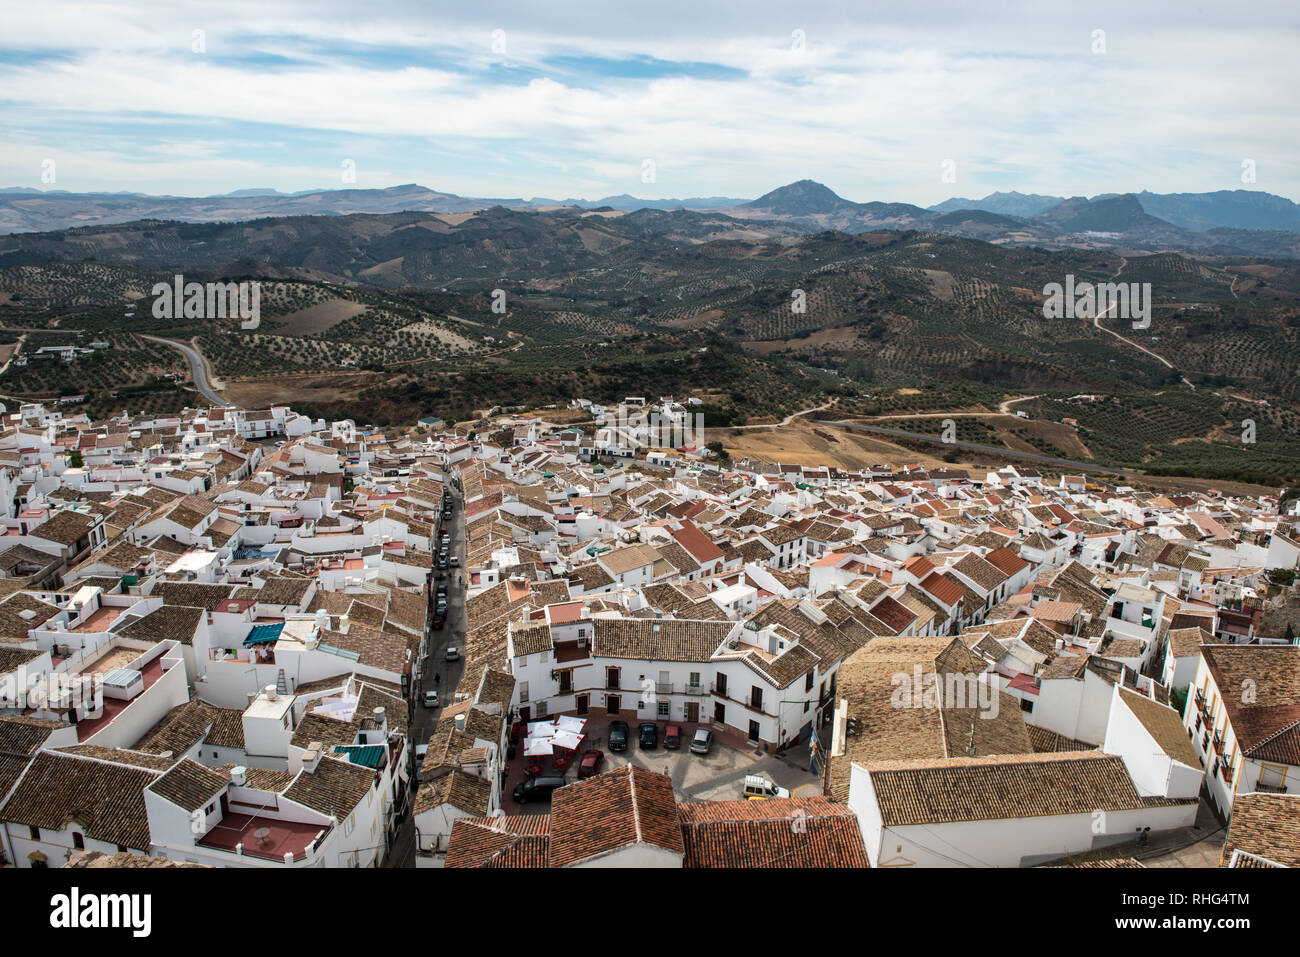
577,749 -> 605,778
663,724 -> 682,750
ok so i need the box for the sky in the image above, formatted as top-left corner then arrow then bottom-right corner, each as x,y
1,0 -> 1298,205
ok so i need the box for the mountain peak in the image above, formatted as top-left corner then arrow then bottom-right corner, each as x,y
746,180 -> 854,215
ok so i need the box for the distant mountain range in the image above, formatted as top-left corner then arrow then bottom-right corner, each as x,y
2,179 -> 1299,258
0,183 -> 747,234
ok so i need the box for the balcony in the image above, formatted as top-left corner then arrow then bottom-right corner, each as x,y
1255,782 -> 1288,794
1213,733 -> 1225,756
683,683 -> 707,696
655,681 -> 674,696
1220,761 -> 1234,784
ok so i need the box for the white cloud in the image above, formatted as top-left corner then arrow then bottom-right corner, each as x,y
0,0 -> 1296,201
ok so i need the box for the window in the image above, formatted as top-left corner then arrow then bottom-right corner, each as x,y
534,700 -> 548,718
28,826 -> 38,841
1020,698 -> 1034,713
519,681 -> 529,703
577,628 -> 586,638
344,815 -> 355,837
657,701 -> 670,718
805,671 -> 814,693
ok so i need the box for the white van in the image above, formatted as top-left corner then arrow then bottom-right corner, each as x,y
742,774 -> 790,800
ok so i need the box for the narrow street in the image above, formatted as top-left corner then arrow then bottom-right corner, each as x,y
382,466 -> 467,868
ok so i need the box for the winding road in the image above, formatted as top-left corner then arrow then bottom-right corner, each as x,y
141,335 -> 231,407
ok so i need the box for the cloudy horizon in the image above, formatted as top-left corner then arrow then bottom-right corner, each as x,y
2,0 -> 1298,204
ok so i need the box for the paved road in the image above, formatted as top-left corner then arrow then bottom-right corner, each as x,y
384,468 -> 467,868
828,419 -> 1145,478
141,334 -> 231,407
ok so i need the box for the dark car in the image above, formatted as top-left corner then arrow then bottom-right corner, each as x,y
638,721 -> 658,749
663,724 -> 682,750
577,749 -> 604,779
513,775 -> 567,805
608,720 -> 629,752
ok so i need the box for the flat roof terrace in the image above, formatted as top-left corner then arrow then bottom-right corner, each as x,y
197,812 -> 329,863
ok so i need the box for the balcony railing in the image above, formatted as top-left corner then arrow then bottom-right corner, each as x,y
1255,782 -> 1288,794
655,681 -> 674,695
1213,733 -> 1225,756
684,683 -> 707,696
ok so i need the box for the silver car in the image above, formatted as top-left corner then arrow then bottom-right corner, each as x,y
689,728 -> 713,754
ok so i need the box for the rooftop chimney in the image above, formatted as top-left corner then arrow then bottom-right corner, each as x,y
302,741 -> 323,773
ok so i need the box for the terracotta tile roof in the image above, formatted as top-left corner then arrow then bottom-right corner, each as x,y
1222,793 -> 1300,868
1116,687 -> 1202,769
862,752 -> 1191,826
1201,644 -> 1300,762
445,814 -> 551,868
146,758 -> 227,812
592,617 -> 732,662
548,766 -> 684,867
677,797 -> 870,868
0,749 -> 161,851
415,768 -> 492,816
118,604 -> 206,645
282,756 -> 375,818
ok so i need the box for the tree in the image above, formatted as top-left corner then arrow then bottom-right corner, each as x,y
1267,568 -> 1296,587
67,450 -> 84,469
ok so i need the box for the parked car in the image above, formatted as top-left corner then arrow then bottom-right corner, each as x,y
577,749 -> 604,778
689,728 -> 713,754
638,721 -> 658,749
422,690 -> 440,709
513,775 -> 567,805
608,720 -> 629,752
449,556 -> 460,567
413,743 -> 429,784
742,774 -> 790,800
445,646 -> 460,662
663,724 -> 682,750
432,616 -> 445,630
